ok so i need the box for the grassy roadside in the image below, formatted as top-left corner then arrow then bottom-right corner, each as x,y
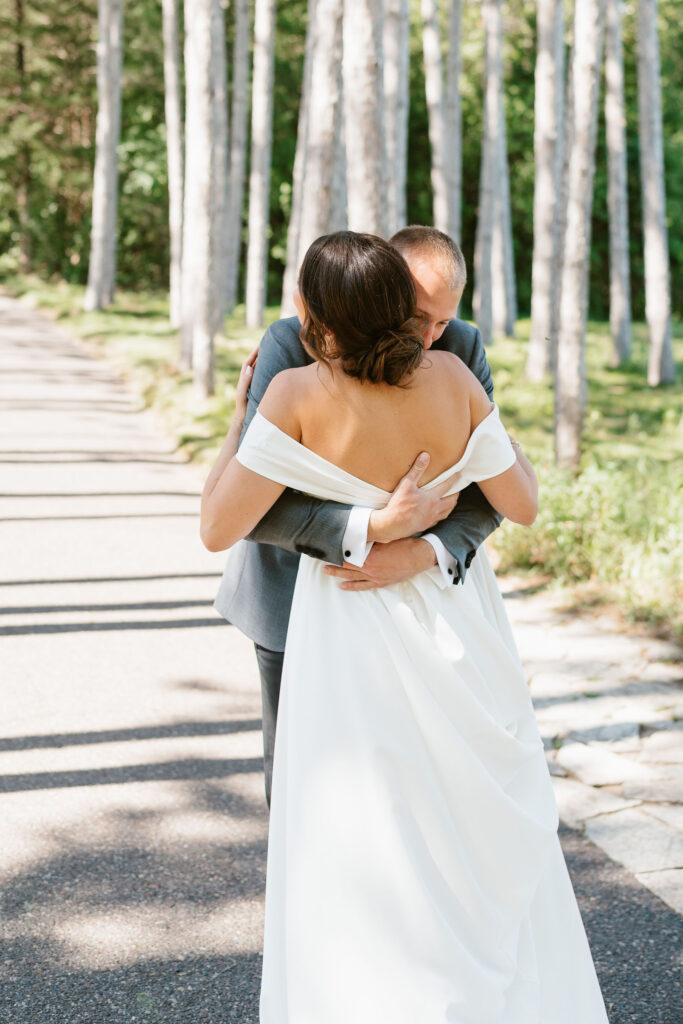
4,273 -> 682,643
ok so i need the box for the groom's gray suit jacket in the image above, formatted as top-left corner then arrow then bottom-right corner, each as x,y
214,316 -> 502,652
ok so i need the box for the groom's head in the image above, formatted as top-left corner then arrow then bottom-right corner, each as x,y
389,226 -> 466,349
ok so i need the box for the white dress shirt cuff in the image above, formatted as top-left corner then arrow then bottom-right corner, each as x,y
422,533 -> 460,589
341,506 -> 374,567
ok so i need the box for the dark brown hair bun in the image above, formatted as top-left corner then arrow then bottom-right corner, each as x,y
298,231 -> 425,386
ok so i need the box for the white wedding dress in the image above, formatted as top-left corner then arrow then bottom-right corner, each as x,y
237,407 -> 609,1024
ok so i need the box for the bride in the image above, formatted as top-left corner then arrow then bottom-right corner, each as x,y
201,232 -> 609,1023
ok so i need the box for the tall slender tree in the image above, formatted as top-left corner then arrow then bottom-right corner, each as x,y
384,0 -> 409,234
245,0 -> 276,328
492,73 -> 517,338
446,0 -> 463,243
280,0 -> 316,315
15,0 -> 31,272
604,0 -> 631,366
421,0 -> 448,233
211,0 -> 229,332
295,0 -> 344,260
342,0 -> 389,235
555,0 -> 606,468
84,0 -> 124,311
637,0 -> 674,385
528,0 -> 565,379
473,0 -> 503,346
181,0 -> 217,394
161,0 -> 183,328
225,0 -> 250,314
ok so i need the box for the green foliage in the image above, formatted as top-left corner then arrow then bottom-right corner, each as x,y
487,319 -> 683,638
1,0 -> 681,316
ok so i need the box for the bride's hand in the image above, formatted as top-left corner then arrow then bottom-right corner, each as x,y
234,347 -> 259,422
367,452 -> 460,544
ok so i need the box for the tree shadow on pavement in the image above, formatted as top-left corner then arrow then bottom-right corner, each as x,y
561,823 -> 682,1024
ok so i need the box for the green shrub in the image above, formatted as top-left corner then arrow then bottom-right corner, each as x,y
494,456 -> 683,637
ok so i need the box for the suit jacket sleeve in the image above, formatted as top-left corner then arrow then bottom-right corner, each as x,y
425,322 -> 504,582
241,318 -> 351,566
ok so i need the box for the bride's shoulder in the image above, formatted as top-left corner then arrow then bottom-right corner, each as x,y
421,349 -> 492,422
257,365 -> 313,441
422,349 -> 478,391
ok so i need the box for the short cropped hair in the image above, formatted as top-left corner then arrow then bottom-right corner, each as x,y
389,225 -> 467,292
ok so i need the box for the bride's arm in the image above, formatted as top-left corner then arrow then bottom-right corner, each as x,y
469,384 -> 538,526
200,356 -> 289,552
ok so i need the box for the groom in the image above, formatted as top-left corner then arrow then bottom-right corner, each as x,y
214,226 -> 503,805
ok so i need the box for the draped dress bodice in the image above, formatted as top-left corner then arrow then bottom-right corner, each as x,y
235,405 -> 609,1024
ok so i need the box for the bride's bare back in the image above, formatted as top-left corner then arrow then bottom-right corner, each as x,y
262,349 -> 488,492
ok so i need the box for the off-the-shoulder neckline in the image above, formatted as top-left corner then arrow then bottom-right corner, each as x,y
246,405 -> 502,496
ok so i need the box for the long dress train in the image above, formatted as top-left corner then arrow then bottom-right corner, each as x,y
235,407 -> 609,1024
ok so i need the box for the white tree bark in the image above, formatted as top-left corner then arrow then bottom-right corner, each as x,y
555,0 -> 606,468
528,0 -> 565,379
245,0 -> 276,328
384,0 -> 409,234
225,0 -> 250,314
84,0 -> 124,311
492,62 -> 517,338
342,0 -> 389,236
211,0 -> 229,333
473,0 -> 503,347
637,0 -> 674,385
161,0 -> 183,328
446,0 -> 463,242
280,0 -> 316,315
604,0 -> 631,366
295,0 -> 344,257
181,0 -> 216,394
330,62 -> 348,232
553,32 -> 574,346
421,0 -> 448,233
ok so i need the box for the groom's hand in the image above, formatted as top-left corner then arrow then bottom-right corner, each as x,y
323,538 -> 437,591
366,452 -> 460,544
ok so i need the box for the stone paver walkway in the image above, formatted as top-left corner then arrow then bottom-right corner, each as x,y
506,585 -> 683,915
1,294 -> 681,1023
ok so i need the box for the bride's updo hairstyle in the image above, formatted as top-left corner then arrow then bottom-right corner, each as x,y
298,231 -> 424,386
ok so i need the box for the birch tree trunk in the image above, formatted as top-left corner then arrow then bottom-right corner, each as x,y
280,0 -> 315,315
421,0 -> 448,233
245,0 -> 276,329
84,0 -> 124,311
473,0 -> 503,347
552,33 -> 574,346
161,0 -> 183,328
637,0 -> 674,385
446,0 -> 463,242
225,0 -> 250,314
15,0 -> 31,272
295,0 -> 344,258
211,0 -> 229,332
492,65 -> 517,338
604,0 -> 631,365
330,64 -> 348,232
528,0 -> 565,379
384,0 -> 409,234
555,0 -> 606,468
343,0 -> 389,236
180,0 -> 216,394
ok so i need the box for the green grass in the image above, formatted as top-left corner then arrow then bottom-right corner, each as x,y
3,274 -> 682,642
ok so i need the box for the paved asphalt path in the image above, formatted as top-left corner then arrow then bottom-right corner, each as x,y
0,296 -> 680,1023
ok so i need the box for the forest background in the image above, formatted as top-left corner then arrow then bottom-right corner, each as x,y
0,0 -> 681,317
0,0 -> 681,639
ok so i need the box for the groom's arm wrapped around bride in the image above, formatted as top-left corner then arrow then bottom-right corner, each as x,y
238,315 -> 503,586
